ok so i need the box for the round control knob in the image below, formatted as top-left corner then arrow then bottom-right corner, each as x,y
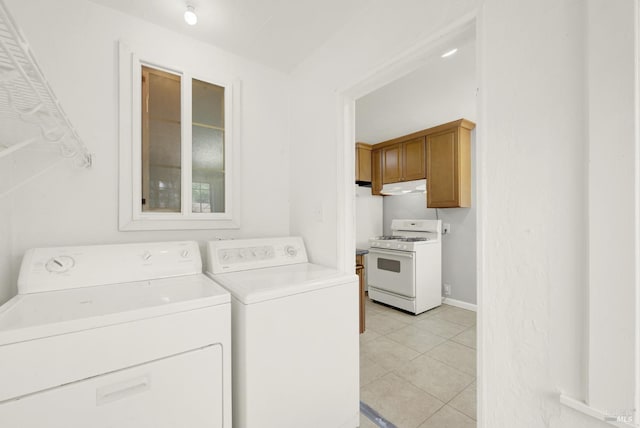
284,245 -> 297,257
181,250 -> 190,258
45,256 -> 75,273
142,251 -> 152,261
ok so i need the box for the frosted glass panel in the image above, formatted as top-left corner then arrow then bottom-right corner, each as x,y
192,79 -> 225,213
192,79 -> 224,128
142,66 -> 181,212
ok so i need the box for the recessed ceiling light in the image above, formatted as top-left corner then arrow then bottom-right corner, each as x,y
184,5 -> 198,26
441,48 -> 458,58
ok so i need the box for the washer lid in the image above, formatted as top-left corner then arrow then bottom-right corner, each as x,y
209,263 -> 357,304
0,274 -> 229,346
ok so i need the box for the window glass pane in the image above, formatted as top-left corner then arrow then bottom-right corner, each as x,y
142,66 -> 181,212
192,79 -> 225,213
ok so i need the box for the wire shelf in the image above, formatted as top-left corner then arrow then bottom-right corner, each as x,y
0,0 -> 91,168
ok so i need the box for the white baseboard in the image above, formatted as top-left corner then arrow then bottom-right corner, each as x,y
559,394 -> 636,427
442,297 -> 477,312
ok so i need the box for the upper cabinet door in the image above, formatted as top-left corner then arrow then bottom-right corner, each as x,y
355,143 -> 372,183
382,145 -> 402,184
426,125 -> 471,208
402,137 -> 426,181
371,149 -> 383,195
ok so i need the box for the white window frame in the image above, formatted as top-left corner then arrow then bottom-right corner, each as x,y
118,41 -> 240,231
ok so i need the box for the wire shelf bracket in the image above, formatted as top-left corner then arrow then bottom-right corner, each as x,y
0,0 -> 91,168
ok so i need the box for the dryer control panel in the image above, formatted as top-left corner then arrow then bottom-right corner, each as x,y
18,241 -> 202,294
207,237 -> 308,274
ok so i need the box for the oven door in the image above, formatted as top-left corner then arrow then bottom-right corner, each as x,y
367,248 -> 416,298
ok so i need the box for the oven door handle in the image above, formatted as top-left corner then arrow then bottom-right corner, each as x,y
369,249 -> 415,259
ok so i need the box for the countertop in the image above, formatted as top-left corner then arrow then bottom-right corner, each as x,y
356,249 -> 369,256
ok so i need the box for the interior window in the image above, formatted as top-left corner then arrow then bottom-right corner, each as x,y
141,66 -> 182,212
118,41 -> 238,231
192,78 -> 225,213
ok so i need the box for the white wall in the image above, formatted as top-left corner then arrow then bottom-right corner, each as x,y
479,0 -> 635,426
355,185 -> 383,249
356,39 -> 477,305
586,0 -> 636,413
0,0 -> 292,303
0,198 -> 13,304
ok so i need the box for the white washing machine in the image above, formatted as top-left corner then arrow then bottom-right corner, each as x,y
0,241 -> 231,428
206,237 -> 359,428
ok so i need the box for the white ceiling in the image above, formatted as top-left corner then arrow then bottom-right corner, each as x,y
356,33 -> 476,143
88,0 -> 370,73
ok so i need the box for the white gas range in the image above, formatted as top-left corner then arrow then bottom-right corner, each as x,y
367,219 -> 442,315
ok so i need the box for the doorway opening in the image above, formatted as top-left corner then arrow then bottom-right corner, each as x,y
338,15 -> 481,427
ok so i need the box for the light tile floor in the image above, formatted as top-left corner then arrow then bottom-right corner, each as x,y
359,296 -> 477,428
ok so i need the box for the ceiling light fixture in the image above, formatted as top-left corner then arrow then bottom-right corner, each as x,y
441,48 -> 458,58
184,5 -> 198,26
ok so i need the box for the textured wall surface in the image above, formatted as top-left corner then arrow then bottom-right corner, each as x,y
0,0 -> 292,303
479,0 -> 635,426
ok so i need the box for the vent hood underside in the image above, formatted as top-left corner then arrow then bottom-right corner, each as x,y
379,179 -> 426,196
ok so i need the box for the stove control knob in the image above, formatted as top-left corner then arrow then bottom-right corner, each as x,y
142,251 -> 152,261
181,250 -> 190,258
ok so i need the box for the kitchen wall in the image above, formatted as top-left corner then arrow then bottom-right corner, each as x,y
356,36 -> 477,305
0,0 -> 292,304
382,194 -> 477,305
355,185 -> 383,249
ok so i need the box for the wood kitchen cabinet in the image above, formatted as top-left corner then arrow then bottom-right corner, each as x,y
370,118 -> 474,204
403,137 -> 426,180
426,119 -> 475,208
371,149 -> 383,195
381,137 -> 426,184
356,253 -> 366,334
355,142 -> 372,184
382,144 -> 402,183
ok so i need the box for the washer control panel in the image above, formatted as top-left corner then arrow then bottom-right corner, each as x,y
207,237 -> 308,274
18,241 -> 202,294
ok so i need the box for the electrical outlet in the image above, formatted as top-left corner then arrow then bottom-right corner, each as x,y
443,283 -> 451,296
442,223 -> 451,234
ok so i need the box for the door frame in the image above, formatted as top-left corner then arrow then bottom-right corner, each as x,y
335,8 -> 483,424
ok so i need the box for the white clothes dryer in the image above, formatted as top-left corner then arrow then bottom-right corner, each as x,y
0,241 -> 231,428
206,237 -> 359,428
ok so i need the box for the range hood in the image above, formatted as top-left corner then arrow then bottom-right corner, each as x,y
380,179 -> 426,196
